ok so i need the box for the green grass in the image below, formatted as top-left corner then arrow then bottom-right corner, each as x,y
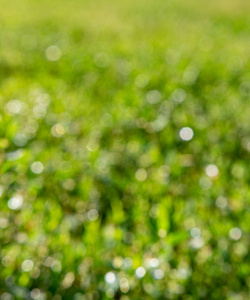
0,0 -> 249,299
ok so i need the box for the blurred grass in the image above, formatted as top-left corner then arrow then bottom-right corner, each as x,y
0,0 -> 249,300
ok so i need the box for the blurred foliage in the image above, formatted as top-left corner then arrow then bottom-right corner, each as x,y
0,0 -> 249,299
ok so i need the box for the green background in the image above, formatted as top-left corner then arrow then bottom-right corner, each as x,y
0,0 -> 249,299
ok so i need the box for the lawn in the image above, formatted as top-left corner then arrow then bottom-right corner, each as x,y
0,0 -> 249,299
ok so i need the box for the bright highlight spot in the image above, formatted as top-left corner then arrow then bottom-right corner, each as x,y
87,209 -> 99,221
45,45 -> 62,61
0,218 -> 9,229
51,123 -> 67,138
135,168 -> 147,182
146,90 -> 161,104
205,164 -> 219,179
150,258 -> 159,268
172,88 -> 186,103
87,141 -> 99,152
61,272 -> 75,288
179,127 -> 194,141
106,288 -> 114,298
105,271 -> 116,284
229,227 -> 242,241
31,161 -> 44,174
5,99 -> 23,115
216,196 -> 228,209
153,269 -> 164,279
8,195 -> 23,210
1,293 -> 14,300
135,267 -> 146,278
189,237 -> 204,249
120,278 -> 129,293
13,133 -> 28,147
158,229 -> 167,238
22,259 -> 34,272
191,228 -> 201,239
135,74 -> 149,88
31,289 -> 41,299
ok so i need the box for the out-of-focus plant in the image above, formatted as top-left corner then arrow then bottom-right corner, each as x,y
0,0 -> 249,299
